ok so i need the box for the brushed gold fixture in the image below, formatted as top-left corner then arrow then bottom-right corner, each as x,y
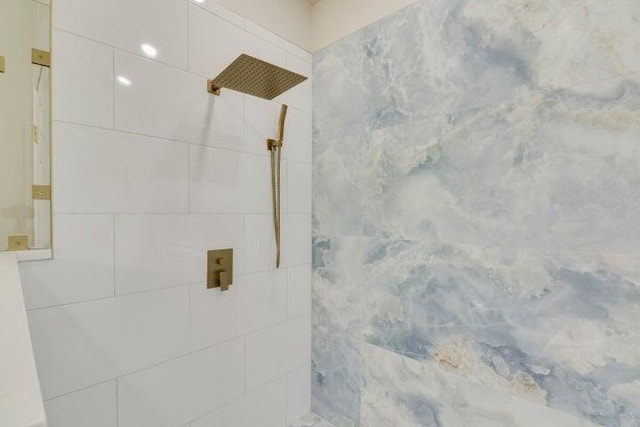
32,185 -> 51,200
31,48 -> 50,67
207,248 -> 233,291
207,54 -> 307,100
268,104 -> 288,268
0,55 -> 5,73
8,235 -> 29,251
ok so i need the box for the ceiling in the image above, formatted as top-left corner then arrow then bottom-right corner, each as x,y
308,0 -> 324,4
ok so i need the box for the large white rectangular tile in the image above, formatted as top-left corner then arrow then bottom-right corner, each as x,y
54,0 -> 188,68
188,4 -> 245,78
115,214 -> 245,295
44,381 -> 117,427
52,30 -> 113,128
245,316 -> 311,391
245,214 -> 276,273
244,20 -> 311,63
188,0 -> 245,28
280,79 -> 311,114
28,286 -> 189,399
286,365 -> 311,425
53,122 -> 189,213
190,269 -> 287,350
115,51 -> 244,150
287,264 -> 311,319
20,214 -> 114,309
282,108 -> 311,164
283,214 -> 311,267
191,378 -> 286,427
117,338 -> 244,427
287,161 -> 311,213
190,146 -> 281,213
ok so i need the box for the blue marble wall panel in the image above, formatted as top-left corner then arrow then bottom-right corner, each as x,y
361,343 -> 603,427
312,0 -> 640,426
361,0 -> 640,131
362,75 -> 640,253
313,134 -> 365,237
362,239 -> 640,426
312,236 -> 364,427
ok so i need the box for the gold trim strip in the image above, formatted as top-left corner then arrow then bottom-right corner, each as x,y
8,235 -> 29,251
31,48 -> 51,67
0,55 -> 5,73
32,185 -> 51,200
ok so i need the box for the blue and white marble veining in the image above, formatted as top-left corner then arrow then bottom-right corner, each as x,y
362,0 -> 640,130
362,75 -> 640,253
313,30 -> 366,139
361,343 -> 604,427
312,236 -> 364,427
312,0 -> 640,426
313,133 -> 365,237
362,239 -> 640,426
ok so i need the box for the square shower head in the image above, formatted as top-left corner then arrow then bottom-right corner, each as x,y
207,54 -> 308,100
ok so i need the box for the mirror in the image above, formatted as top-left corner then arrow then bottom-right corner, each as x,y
0,0 -> 52,257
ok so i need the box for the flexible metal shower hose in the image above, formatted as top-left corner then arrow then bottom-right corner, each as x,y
270,145 -> 282,268
268,104 -> 288,268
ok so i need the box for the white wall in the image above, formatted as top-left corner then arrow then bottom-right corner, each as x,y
19,0 -> 312,425
311,0 -> 419,51
196,0 -> 312,52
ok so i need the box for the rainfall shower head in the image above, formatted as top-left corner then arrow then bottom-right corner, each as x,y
207,54 -> 308,100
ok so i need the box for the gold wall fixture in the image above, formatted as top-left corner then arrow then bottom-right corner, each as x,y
207,248 -> 233,291
267,104 -> 288,268
8,236 -> 29,251
207,54 -> 307,100
32,185 -> 51,200
31,48 -> 50,67
0,55 -> 5,73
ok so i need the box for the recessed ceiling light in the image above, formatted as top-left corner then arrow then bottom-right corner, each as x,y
192,0 -> 205,3
141,43 -> 158,58
117,75 -> 132,87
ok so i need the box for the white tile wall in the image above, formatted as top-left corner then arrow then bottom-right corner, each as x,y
29,286 -> 189,399
189,146 -> 283,214
288,161 -> 312,213
287,365 -> 312,425
54,0 -> 189,68
115,50 -> 245,150
191,378 -> 287,427
20,214 -> 114,309
44,381 -> 117,427
114,214 -> 245,294
52,30 -> 113,128
283,214 -> 312,267
117,338 -> 244,427
188,4 -> 245,78
287,264 -> 312,319
53,122 -> 189,213
190,270 -> 287,350
245,214 -> 277,273
245,316 -> 311,391
22,0 -> 312,424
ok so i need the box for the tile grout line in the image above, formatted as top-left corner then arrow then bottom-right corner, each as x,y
25,263 -> 313,312
112,214 -> 116,297
53,118 -> 312,164
115,377 -> 120,427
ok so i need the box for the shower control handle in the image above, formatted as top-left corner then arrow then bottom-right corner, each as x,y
207,249 -> 233,291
